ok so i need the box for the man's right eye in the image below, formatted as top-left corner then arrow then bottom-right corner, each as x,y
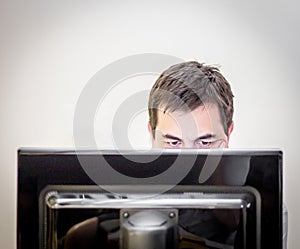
165,140 -> 182,148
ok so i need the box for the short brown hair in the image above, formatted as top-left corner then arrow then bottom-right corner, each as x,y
148,61 -> 234,137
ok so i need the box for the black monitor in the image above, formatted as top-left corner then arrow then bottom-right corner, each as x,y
17,148 -> 282,249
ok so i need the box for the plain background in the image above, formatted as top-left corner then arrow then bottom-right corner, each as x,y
1,0 -> 299,248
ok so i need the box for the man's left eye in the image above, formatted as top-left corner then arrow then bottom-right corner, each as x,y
196,140 -> 213,148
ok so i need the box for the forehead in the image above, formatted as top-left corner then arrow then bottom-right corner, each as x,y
156,103 -> 225,138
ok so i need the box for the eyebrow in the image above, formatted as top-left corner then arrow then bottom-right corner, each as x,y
162,133 -> 216,141
162,134 -> 183,141
197,133 -> 217,140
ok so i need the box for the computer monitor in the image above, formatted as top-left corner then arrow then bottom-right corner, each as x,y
17,149 -> 282,249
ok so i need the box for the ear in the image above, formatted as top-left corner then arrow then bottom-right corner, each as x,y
227,122 -> 234,140
148,122 -> 155,139
148,122 -> 155,146
147,121 -> 152,134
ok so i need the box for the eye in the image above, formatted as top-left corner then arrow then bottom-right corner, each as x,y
196,140 -> 213,148
165,140 -> 182,148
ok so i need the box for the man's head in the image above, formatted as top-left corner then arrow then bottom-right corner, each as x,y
148,61 -> 234,149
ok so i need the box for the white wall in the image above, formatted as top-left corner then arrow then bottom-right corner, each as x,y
1,0 -> 299,248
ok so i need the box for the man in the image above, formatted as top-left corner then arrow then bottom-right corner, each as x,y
64,61 -> 287,249
147,61 -> 287,249
64,62 -> 237,248
147,61 -> 238,247
148,61 -> 234,150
